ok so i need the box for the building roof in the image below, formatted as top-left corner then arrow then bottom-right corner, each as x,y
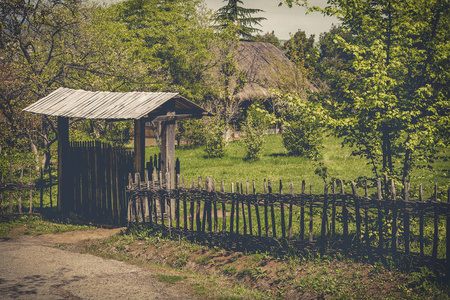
23,87 -> 212,120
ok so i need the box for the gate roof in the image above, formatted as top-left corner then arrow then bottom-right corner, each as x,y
23,87 -> 212,120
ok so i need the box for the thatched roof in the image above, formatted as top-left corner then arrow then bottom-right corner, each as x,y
224,41 -> 315,102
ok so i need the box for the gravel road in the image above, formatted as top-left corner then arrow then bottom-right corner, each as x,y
0,231 -> 198,300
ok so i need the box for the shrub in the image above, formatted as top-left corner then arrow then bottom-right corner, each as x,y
204,117 -> 226,158
241,104 -> 272,160
176,119 -> 206,148
280,95 -> 325,158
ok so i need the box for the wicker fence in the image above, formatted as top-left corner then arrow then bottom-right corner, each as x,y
127,171 -> 450,274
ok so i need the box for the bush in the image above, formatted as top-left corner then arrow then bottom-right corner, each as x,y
241,104 -> 272,160
204,118 -> 226,158
177,119 -> 206,148
281,96 -> 325,158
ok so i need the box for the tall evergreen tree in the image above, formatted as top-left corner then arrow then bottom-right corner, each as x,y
215,0 -> 266,40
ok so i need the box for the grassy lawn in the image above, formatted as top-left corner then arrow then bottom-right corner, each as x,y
146,134 -> 449,199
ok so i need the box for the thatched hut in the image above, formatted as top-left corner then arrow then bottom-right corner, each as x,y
225,41 -> 315,104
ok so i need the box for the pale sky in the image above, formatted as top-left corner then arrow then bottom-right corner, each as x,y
204,0 -> 340,41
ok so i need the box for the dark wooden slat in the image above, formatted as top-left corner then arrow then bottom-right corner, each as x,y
391,179 -> 398,253
377,178 -> 384,251
254,180 -> 261,237
403,179 -> 410,255
288,181 -> 293,240
432,184 -> 439,260
264,179 -> 269,237
280,180 -> 286,239
221,180 -> 226,232
246,181 -> 252,236
269,180 -> 276,238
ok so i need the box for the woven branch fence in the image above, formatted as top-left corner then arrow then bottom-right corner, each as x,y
127,171 -> 450,274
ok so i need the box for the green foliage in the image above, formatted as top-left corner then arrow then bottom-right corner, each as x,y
278,94 -> 325,158
177,119 -> 206,148
253,31 -> 281,48
308,0 -> 450,184
241,104 -> 273,160
155,274 -> 187,285
204,117 -> 226,158
214,0 -> 266,40
282,29 -> 319,78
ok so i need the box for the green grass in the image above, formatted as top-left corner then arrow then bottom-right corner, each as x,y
146,134 -> 449,198
0,215 -> 92,238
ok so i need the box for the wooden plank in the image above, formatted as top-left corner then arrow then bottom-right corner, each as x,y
230,182 -> 235,233
9,163 -> 13,214
182,175 -> 187,230
221,181 -> 226,232
269,180 -> 276,238
391,179 -> 398,252
288,181 -> 293,240
190,179 -> 194,230
254,180 -> 261,237
320,184 -> 328,252
352,181 -> 361,245
196,176 -> 201,232
309,184 -> 313,242
57,116 -> 70,216
241,183 -> 247,235
341,180 -> 348,242
364,180 -> 369,245
403,179 -> 410,255
432,184 -> 439,260
377,178 -> 384,250
264,179 -> 269,237
18,167 -> 23,214
300,180 -> 305,241
332,181 -> 336,238
213,179 -> 218,233
28,167 -> 33,214
419,184 -> 424,257
280,180 -> 286,239
236,182 -> 240,235
246,181 -> 252,236
447,188 -> 450,279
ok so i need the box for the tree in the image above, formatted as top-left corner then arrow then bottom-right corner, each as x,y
0,0 -> 145,169
215,0 -> 266,40
254,31 -> 281,48
241,104 -> 273,160
282,29 -> 319,78
292,0 -> 450,184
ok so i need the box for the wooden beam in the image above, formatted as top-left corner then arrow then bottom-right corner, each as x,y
160,120 -> 176,189
134,119 -> 146,178
57,116 -> 69,216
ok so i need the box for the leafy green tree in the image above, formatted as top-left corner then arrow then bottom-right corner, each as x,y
292,0 -> 450,184
204,117 -> 226,158
0,0 -> 144,168
254,31 -> 281,48
215,0 -> 266,40
282,29 -> 319,79
105,0 -> 217,102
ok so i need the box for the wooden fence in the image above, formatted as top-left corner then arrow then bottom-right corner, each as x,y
0,164 -> 37,215
127,172 -> 450,273
66,141 -> 134,225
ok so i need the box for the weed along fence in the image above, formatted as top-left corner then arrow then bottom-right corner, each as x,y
127,173 -> 450,274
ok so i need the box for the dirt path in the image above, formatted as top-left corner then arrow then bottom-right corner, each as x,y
0,229 -> 198,299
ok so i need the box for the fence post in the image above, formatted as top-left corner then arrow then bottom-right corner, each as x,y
300,180 -> 305,241
230,182 -> 235,233
264,179 -> 269,237
280,180 -> 285,239
446,187 -> 450,279
432,184 -> 438,260
29,167 -> 33,214
403,179 -> 410,255
391,179 -> 398,253
364,179 -> 369,245
377,178 -> 384,251
309,184 -> 313,242
221,180 -> 226,232
332,181 -> 336,238
196,176 -> 202,232
341,180 -> 348,244
269,180 -> 276,238
419,184 -> 424,258
351,181 -> 361,246
320,183 -> 328,253
9,163 -> 13,214
288,181 -> 293,240
254,180 -> 261,237
213,179 -> 218,233
18,167 -> 23,214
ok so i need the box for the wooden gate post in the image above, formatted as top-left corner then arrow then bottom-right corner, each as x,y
134,119 -> 146,179
57,116 -> 69,216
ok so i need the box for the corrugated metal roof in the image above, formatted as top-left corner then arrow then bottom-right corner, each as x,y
23,87 -> 212,120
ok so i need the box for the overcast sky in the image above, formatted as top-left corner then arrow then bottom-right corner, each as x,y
204,0 -> 340,41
